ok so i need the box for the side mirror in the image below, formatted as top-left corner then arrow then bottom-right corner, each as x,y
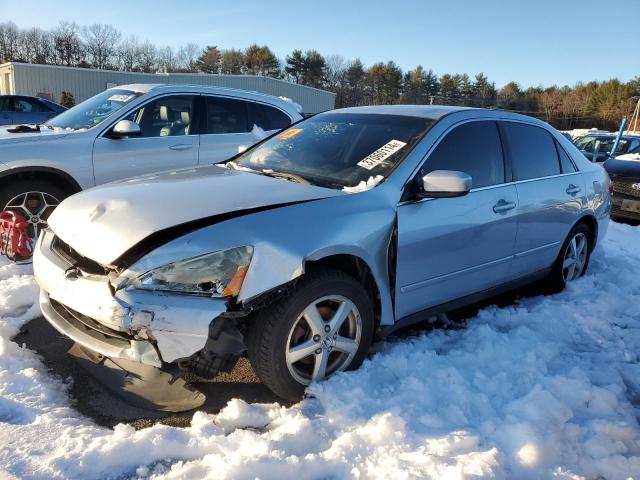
110,120 -> 141,139
419,170 -> 472,198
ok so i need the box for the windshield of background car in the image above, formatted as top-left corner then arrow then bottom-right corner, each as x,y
232,113 -> 434,189
574,135 -> 627,154
46,89 -> 141,130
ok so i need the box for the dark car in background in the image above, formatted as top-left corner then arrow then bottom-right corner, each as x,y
0,95 -> 66,126
604,154 -> 640,222
574,134 -> 640,163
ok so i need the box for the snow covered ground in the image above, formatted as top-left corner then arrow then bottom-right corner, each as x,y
0,221 -> 639,480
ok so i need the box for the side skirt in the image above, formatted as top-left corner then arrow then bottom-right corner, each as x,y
382,268 -> 550,337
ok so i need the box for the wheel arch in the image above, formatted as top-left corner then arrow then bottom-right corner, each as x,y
0,167 -> 82,197
304,253 -> 384,332
573,214 -> 598,252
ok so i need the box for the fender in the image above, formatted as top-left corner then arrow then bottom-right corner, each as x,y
0,165 -> 82,193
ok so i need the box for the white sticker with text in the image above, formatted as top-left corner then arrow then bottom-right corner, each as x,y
357,139 -> 407,170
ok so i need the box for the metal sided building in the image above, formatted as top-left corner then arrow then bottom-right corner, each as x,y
0,62 -> 336,114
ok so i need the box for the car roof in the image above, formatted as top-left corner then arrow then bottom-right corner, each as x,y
113,83 -> 303,114
331,104 -> 475,119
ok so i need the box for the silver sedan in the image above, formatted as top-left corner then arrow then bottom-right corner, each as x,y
33,105 -> 610,405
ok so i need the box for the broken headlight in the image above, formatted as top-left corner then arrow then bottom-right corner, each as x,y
132,246 -> 253,298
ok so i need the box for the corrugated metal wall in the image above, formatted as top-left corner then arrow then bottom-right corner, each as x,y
1,62 -> 336,113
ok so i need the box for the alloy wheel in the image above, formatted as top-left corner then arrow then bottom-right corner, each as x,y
4,191 -> 60,240
562,232 -> 588,282
285,295 -> 362,385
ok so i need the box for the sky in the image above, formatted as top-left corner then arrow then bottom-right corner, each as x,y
1,0 -> 638,88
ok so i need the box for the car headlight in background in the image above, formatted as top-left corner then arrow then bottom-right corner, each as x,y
132,246 -> 253,298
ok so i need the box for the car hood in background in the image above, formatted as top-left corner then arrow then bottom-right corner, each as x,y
0,125 -> 72,143
48,165 -> 344,265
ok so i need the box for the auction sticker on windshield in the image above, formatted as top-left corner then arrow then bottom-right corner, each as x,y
357,139 -> 407,170
277,128 -> 303,140
108,94 -> 135,103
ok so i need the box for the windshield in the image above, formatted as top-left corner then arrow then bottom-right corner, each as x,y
46,89 -> 141,130
574,135 -> 627,154
230,113 -> 434,190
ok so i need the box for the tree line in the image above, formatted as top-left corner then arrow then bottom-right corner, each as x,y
1,21 -> 638,130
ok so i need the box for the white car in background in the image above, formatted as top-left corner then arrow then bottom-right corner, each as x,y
0,84 -> 303,241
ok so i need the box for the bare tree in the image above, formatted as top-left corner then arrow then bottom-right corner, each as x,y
118,35 -> 141,71
22,28 -> 54,64
177,43 -> 199,72
82,23 -> 121,69
137,41 -> 157,73
156,46 -> 177,73
52,21 -> 84,66
0,22 -> 21,62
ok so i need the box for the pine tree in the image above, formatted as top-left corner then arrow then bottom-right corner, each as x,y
285,49 -> 305,83
302,50 -> 326,88
195,46 -> 220,74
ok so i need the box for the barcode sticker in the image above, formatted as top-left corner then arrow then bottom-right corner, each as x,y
357,139 -> 407,170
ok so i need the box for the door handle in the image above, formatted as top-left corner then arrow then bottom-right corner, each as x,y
493,199 -> 516,214
169,143 -> 193,151
566,184 -> 581,195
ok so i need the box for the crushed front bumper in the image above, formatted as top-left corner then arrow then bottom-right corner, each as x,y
33,231 -> 229,367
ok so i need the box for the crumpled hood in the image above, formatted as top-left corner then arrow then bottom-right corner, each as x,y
0,125 -> 71,143
48,165 -> 344,265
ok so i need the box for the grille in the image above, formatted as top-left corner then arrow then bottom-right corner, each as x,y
612,180 -> 640,198
51,236 -> 107,275
50,298 -> 133,343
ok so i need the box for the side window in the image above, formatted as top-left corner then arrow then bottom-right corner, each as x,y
204,97 -> 249,134
628,139 -> 640,154
13,98 -> 34,112
423,121 -> 505,189
125,95 -> 196,138
0,97 -> 7,111
555,141 -> 576,173
501,122 -> 561,180
35,99 -> 54,112
248,103 -> 291,131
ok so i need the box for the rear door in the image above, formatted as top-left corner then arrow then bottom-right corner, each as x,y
198,96 -> 293,164
395,120 -> 518,319
500,121 -> 586,277
92,94 -> 199,184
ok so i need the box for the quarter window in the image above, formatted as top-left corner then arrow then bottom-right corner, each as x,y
204,97 -> 249,134
501,122 -> 561,180
423,121 -> 505,189
555,141 -> 576,173
126,95 -> 196,138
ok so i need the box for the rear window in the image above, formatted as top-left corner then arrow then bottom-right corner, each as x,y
204,97 -> 249,134
248,103 -> 291,131
501,122 -> 561,180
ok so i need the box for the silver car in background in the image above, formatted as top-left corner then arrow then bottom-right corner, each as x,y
33,105 -> 610,405
0,84 -> 302,243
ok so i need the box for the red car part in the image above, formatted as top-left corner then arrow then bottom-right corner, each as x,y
0,210 -> 33,261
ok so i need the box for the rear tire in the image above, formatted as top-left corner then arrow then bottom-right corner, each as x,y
547,222 -> 592,293
246,268 -> 374,401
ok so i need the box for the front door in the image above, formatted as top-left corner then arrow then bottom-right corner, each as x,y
395,120 -> 518,320
92,94 -> 199,184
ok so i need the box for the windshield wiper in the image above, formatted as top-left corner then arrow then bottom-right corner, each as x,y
260,170 -> 311,185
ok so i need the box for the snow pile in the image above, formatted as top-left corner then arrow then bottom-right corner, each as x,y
342,175 -> 384,193
1,223 -> 640,479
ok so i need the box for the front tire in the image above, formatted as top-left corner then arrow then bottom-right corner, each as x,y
246,268 -> 374,401
0,179 -> 69,243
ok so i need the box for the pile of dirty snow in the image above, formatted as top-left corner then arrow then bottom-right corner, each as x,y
0,222 -> 639,479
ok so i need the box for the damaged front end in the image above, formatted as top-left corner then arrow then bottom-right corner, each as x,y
34,231 -> 254,412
